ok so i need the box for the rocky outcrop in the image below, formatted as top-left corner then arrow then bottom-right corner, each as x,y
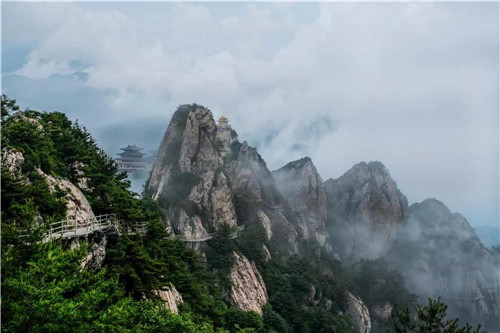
154,285 -> 183,314
12,111 -> 43,130
69,161 -> 90,190
147,106 -> 236,236
229,141 -> 298,250
178,108 -> 222,174
262,244 -> 271,262
2,148 -> 95,223
210,172 -> 237,228
346,292 -> 371,333
371,302 -> 393,322
147,108 -> 188,201
324,161 -> 408,262
147,106 -> 298,251
229,252 -> 268,315
81,231 -> 107,271
2,148 -> 25,179
272,157 -> 328,246
37,169 -> 95,221
176,209 -> 209,239
387,198 -> 500,331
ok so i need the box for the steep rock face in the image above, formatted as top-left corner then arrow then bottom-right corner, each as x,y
346,291 -> 371,333
324,161 -> 408,262
210,172 -> 237,229
2,148 -> 25,179
146,106 -> 236,236
154,285 -> 183,314
272,157 -> 328,246
147,106 -> 298,252
81,231 -> 107,271
387,199 -> 500,331
37,169 -> 95,222
178,109 -> 221,174
229,252 -> 268,315
229,142 -> 298,251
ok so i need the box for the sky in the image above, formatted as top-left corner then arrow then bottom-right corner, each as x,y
2,2 -> 499,227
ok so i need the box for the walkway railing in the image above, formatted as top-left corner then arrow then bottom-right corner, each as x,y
21,214 -> 144,242
21,215 -> 245,243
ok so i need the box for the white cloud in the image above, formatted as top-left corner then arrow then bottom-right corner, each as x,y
3,2 -> 499,225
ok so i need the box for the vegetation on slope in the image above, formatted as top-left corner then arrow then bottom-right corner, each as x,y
1,95 -> 484,333
0,96 -> 262,332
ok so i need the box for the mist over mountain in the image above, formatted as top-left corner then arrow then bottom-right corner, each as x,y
91,115 -> 168,158
144,104 -> 499,332
2,98 -> 498,333
475,225 -> 500,248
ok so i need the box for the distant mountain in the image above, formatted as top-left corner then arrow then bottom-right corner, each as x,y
474,225 -> 500,248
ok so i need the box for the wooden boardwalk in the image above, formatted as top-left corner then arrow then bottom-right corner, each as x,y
21,214 -> 244,243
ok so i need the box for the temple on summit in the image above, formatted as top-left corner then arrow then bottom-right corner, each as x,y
115,145 -> 147,173
217,115 -> 230,130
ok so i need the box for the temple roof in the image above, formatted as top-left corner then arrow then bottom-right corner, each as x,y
118,152 -> 144,157
120,144 -> 143,151
218,115 -> 229,123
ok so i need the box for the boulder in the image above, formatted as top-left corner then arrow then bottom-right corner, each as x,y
346,291 -> 371,333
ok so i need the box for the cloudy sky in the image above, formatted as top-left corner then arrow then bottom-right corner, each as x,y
2,2 -> 498,227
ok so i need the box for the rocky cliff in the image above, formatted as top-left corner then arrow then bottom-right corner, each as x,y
324,161 -> 408,262
387,198 -> 500,331
146,106 -> 236,237
38,169 -> 96,222
229,252 -> 268,315
345,291 -> 371,333
2,148 -> 96,223
146,105 -> 298,251
272,157 -> 328,247
146,105 -> 292,313
145,105 -> 498,329
153,285 -> 184,314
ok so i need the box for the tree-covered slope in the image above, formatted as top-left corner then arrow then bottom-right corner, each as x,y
1,96 -> 487,333
0,96 -> 267,332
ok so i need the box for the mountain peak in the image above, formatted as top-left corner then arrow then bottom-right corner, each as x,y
274,156 -> 313,172
272,156 -> 327,246
347,160 -> 390,178
324,160 -> 408,262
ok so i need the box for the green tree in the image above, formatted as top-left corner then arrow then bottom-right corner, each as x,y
392,298 -> 485,333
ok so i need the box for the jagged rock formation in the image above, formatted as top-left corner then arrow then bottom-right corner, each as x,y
37,169 -> 96,222
324,161 -> 408,262
146,105 -> 298,252
272,157 -> 328,246
2,148 -> 25,180
144,104 -> 498,329
229,252 -> 268,315
147,106 -> 236,237
153,285 -> 183,314
229,141 -> 298,250
2,147 -> 95,223
346,291 -> 371,333
81,231 -> 107,271
387,198 -> 500,330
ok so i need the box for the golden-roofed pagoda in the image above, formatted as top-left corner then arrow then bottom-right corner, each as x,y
217,115 -> 230,129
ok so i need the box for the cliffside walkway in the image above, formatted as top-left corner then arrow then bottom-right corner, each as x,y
20,214 -> 141,242
21,214 -> 244,243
